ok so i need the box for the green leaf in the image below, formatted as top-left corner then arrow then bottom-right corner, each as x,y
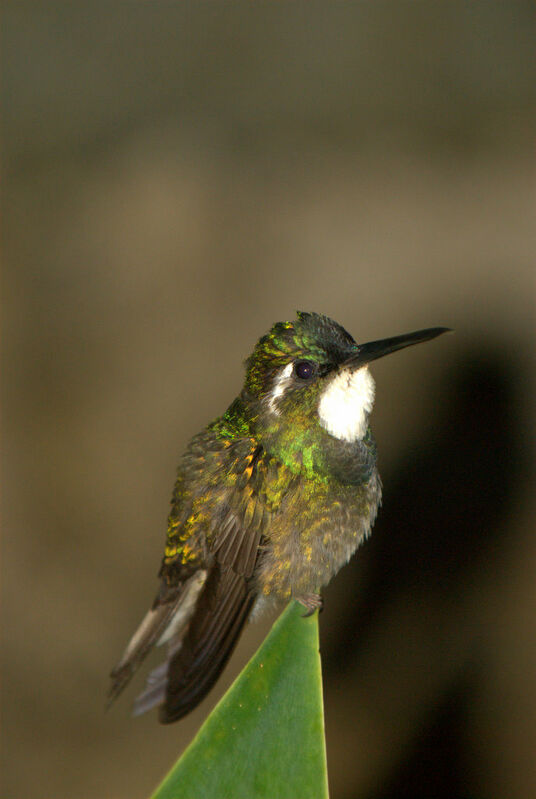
151,601 -> 329,799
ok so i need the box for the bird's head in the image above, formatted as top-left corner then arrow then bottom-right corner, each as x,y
244,312 -> 449,446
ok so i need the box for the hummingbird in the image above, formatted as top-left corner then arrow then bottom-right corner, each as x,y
109,312 -> 449,723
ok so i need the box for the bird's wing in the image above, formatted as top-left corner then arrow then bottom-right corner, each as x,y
157,563 -> 255,722
107,460 -> 207,707
130,439 -> 278,722
157,441 -> 273,722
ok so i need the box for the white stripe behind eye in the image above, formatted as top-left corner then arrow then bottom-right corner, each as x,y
267,362 -> 294,415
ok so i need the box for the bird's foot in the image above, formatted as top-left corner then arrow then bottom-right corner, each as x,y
297,593 -> 323,617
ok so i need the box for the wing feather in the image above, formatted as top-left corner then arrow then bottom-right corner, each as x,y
111,438 -> 272,720
161,565 -> 255,722
157,445 -> 268,720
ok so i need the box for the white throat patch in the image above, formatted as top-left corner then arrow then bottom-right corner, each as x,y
318,367 -> 375,442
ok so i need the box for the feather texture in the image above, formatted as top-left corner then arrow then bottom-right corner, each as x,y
161,566 -> 255,722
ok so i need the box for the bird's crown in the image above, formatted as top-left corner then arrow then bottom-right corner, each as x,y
244,311 -> 357,397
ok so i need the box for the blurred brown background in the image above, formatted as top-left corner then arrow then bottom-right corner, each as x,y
3,4 -> 535,798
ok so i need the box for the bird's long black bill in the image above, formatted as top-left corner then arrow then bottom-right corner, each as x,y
347,327 -> 451,367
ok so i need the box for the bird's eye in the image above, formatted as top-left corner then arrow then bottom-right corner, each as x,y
294,360 -> 316,380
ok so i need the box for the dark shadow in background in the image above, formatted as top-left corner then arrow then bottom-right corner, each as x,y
321,345 -> 528,798
371,669 -> 479,799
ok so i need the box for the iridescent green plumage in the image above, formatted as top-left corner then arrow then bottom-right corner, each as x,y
109,312 -> 449,723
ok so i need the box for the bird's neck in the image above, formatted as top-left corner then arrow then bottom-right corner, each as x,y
264,423 -> 377,485
242,391 -> 377,485
211,393 -> 377,486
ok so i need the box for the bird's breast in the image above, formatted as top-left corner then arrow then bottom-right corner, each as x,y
254,467 -> 382,600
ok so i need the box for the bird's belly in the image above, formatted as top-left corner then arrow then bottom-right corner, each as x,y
255,471 -> 381,601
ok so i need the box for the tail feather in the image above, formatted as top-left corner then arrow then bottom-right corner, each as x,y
108,570 -> 207,707
109,563 -> 256,721
108,604 -> 176,707
132,662 -> 168,717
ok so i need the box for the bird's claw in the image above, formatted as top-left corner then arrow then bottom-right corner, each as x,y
297,593 -> 324,617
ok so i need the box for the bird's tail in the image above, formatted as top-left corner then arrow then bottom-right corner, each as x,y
107,570 -> 207,708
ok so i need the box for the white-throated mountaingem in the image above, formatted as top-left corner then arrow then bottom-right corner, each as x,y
109,312 -> 449,723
